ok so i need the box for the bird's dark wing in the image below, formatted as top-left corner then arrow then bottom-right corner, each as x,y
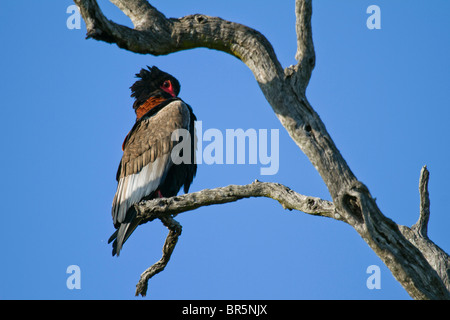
109,99 -> 192,256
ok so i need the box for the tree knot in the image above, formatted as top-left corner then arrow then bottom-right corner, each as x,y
194,14 -> 208,24
338,181 -> 370,224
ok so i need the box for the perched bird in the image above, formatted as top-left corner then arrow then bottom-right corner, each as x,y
108,66 -> 197,256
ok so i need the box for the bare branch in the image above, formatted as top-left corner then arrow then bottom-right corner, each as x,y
398,166 -> 450,293
74,0 -> 171,53
134,180 -> 340,223
135,216 -> 182,297
134,181 -> 338,294
74,0 -> 284,86
286,0 -> 315,94
412,166 -> 431,238
295,0 -> 315,68
109,0 -> 164,29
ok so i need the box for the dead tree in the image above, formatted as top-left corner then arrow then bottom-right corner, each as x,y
74,0 -> 450,299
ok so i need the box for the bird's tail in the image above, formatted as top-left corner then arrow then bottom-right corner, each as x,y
108,207 -> 141,256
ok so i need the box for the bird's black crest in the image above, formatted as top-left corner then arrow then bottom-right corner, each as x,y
130,66 -> 181,110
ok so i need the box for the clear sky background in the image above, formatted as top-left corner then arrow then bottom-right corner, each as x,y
1,1 -> 449,300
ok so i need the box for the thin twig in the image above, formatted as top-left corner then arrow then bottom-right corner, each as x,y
135,216 -> 182,297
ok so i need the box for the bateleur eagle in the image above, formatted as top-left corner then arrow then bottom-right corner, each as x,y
108,66 -> 197,256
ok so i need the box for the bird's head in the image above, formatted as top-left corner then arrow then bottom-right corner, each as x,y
130,66 -> 181,113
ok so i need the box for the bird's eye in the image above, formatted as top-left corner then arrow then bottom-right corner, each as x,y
163,80 -> 171,88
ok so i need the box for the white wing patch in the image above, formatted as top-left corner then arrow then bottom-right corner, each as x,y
113,153 -> 172,225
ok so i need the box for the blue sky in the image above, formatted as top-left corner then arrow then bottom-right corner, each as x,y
0,1 -> 449,300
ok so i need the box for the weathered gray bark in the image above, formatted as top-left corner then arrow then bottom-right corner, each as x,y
74,0 -> 450,299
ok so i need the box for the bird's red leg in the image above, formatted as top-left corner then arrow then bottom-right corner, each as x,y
156,190 -> 163,198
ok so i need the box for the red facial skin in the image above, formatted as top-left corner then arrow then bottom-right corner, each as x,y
160,80 -> 176,97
